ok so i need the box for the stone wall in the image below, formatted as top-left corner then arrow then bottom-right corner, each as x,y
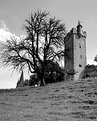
64,24 -> 87,81
73,31 -> 87,80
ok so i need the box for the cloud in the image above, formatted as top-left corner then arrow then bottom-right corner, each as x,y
0,20 -> 13,41
0,29 -> 12,41
0,20 -> 20,42
0,20 -> 27,89
87,60 -> 97,65
0,20 -> 9,31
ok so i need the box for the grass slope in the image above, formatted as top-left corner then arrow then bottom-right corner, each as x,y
0,78 -> 97,121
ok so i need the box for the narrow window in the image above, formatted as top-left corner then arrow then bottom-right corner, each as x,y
79,43 -> 81,48
79,64 -> 82,67
79,45 -> 81,48
80,55 -> 82,58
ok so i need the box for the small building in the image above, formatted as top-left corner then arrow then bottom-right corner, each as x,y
64,21 -> 87,80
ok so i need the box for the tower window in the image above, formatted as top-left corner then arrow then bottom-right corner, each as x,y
79,64 -> 82,67
80,55 -> 82,58
79,43 -> 81,48
79,45 -> 81,48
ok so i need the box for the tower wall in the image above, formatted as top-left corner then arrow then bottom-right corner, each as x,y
65,30 -> 74,72
64,24 -> 87,81
73,31 -> 87,80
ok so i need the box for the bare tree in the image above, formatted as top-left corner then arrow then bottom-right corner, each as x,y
0,10 -> 66,86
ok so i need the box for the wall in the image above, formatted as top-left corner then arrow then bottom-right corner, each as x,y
73,33 -> 87,80
65,30 -> 74,74
64,27 -> 87,80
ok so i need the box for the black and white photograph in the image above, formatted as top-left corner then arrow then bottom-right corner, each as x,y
0,0 -> 97,120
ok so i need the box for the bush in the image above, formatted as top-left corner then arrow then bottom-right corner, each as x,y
82,64 -> 97,78
16,61 -> 64,87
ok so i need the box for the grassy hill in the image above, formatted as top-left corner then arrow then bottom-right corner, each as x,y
0,78 -> 97,121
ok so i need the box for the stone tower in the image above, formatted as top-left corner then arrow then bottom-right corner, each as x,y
64,21 -> 87,80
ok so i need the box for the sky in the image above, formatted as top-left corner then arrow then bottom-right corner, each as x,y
0,0 -> 97,88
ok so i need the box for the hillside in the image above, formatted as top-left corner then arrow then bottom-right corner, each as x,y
0,78 -> 97,121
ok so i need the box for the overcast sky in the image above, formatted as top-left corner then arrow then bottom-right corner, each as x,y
0,0 -> 97,88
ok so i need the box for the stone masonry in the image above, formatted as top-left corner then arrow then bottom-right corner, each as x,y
64,21 -> 87,80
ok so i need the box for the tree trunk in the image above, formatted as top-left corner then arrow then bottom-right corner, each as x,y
40,77 -> 46,86
39,64 -> 46,86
